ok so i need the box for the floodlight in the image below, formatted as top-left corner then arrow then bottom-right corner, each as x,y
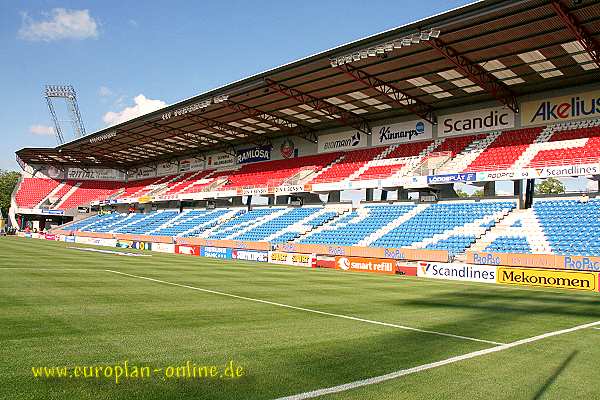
430,28 -> 441,38
352,53 -> 361,61
411,34 -> 421,44
402,38 -> 412,46
330,58 -> 338,67
393,39 -> 402,49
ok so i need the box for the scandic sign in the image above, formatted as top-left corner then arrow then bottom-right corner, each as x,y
335,257 -> 397,275
497,267 -> 597,292
439,107 -> 515,137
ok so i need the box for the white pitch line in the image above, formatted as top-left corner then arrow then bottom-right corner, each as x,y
105,269 -> 504,346
274,319 -> 600,400
592,327 -> 600,330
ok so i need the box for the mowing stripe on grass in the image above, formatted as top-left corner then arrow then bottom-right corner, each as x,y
274,319 -> 600,400
105,269 -> 504,345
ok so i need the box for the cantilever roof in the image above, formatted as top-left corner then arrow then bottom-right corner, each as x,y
16,0 -> 600,169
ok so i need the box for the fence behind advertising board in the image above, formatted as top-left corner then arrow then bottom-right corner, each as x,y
177,237 -> 271,251
467,251 -> 600,272
276,243 -> 449,262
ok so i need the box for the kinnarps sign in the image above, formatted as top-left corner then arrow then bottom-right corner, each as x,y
439,107 -> 515,137
373,120 -> 433,145
317,130 -> 367,153
522,90 -> 600,126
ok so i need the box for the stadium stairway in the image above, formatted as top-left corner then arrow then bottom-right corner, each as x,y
435,132 -> 501,174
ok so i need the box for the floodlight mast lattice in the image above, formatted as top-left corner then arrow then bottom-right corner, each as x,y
44,85 -> 87,145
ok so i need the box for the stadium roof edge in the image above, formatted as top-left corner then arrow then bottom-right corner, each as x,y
16,0 -> 600,168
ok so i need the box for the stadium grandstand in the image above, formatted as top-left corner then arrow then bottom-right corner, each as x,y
7,1 -> 600,399
10,0 -> 600,262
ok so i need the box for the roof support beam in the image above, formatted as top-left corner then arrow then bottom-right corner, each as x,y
425,37 -> 520,113
336,64 -> 437,124
185,114 -> 270,148
225,100 -> 318,143
550,0 -> 600,68
264,78 -> 372,135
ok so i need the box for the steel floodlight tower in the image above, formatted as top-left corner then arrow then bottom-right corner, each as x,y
44,85 -> 87,144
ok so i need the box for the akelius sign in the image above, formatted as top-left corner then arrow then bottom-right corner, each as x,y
522,90 -> 600,126
373,120 -> 433,145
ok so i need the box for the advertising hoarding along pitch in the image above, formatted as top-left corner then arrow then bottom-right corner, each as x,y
335,256 -> 397,275
417,262 -> 497,283
497,267 -> 597,291
268,251 -> 316,267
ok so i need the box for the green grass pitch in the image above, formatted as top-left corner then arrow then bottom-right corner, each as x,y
1,236 -> 599,400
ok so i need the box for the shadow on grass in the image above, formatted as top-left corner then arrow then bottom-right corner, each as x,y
532,351 -> 577,400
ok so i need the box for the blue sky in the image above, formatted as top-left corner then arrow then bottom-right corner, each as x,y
0,0 -> 474,171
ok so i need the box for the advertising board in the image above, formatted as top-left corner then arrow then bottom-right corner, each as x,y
497,267 -> 597,291
417,262 -> 497,283
207,152 -> 236,168
372,120 -> 433,146
74,236 -> 118,247
152,243 -> 175,254
268,251 -> 316,267
201,246 -> 233,259
317,130 -> 368,153
467,251 -> 600,272
335,256 -> 397,275
232,249 -> 268,262
427,172 -> 477,185
439,107 -> 515,137
236,145 -> 271,164
521,90 -> 600,126
175,244 -> 200,256
116,240 -> 152,250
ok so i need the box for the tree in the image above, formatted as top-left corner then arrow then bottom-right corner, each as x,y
456,189 -> 469,198
535,178 -> 565,195
0,170 -> 20,215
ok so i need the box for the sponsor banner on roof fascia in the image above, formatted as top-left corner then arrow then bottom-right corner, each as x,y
268,251 -> 316,267
179,157 -> 205,172
439,106 -> 515,137
417,261 -> 497,283
236,145 -> 271,164
232,249 -> 268,262
521,90 -> 600,127
335,256 -> 398,275
427,172 -> 477,184
67,168 -> 124,181
207,152 -> 236,168
373,120 -> 433,145
129,166 -> 156,180
317,130 -> 367,153
157,162 -> 178,176
497,266 -> 597,291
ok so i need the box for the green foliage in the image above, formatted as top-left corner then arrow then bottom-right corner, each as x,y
0,170 -> 20,215
535,177 -> 566,195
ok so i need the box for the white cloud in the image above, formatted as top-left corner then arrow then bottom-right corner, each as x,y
29,124 -> 55,136
98,86 -> 112,97
128,19 -> 138,28
18,8 -> 98,41
103,94 -> 167,126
